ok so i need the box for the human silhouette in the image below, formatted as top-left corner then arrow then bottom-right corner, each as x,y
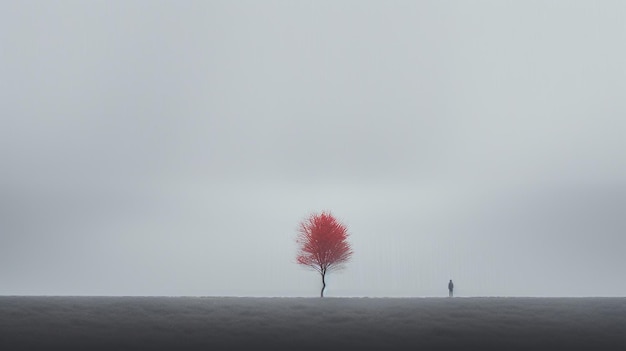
448,279 -> 454,297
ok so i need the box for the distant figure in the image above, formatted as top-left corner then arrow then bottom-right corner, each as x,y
448,279 -> 454,297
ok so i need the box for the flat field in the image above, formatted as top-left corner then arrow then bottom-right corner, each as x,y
1,296 -> 624,350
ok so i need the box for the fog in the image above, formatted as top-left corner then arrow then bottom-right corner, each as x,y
1,1 -> 625,297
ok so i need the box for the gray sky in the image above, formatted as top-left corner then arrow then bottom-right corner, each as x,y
2,0 -> 625,297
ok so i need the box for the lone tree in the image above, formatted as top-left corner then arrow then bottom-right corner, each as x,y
296,211 -> 353,297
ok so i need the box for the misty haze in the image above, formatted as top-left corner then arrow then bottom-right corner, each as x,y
1,0 -> 625,349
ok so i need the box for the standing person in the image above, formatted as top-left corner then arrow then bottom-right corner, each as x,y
448,279 -> 454,297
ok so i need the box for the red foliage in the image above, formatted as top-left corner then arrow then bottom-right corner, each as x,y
296,211 -> 353,275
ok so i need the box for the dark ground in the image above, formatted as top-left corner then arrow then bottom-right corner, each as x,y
1,296 -> 624,351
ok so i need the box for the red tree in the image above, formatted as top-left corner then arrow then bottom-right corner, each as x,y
296,211 -> 353,297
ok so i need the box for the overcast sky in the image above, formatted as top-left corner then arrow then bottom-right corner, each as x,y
2,0 -> 625,297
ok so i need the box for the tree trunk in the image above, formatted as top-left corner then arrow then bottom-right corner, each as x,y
320,272 -> 326,298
